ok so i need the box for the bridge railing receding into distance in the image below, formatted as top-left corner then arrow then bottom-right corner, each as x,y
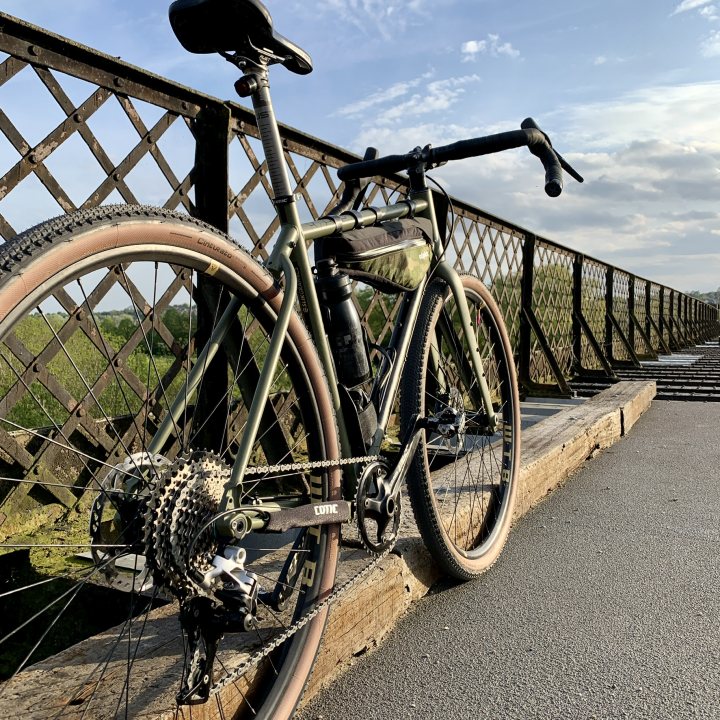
0,12 -> 718,516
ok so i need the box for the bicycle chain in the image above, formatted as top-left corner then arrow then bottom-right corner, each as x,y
240,454 -> 379,476
212,542 -> 391,695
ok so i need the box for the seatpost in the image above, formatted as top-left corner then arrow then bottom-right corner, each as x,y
236,63 -> 304,272
239,65 -> 294,204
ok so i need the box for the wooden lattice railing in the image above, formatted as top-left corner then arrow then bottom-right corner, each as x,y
0,12 -> 718,518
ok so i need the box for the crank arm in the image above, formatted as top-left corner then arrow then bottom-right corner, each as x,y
265,500 -> 352,532
218,501 -> 352,538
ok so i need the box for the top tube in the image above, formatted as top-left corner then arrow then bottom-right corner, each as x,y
301,197 -> 430,242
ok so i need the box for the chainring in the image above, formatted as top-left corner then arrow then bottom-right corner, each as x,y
356,459 -> 401,554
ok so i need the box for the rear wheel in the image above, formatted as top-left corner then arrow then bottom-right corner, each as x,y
0,206 -> 340,719
401,275 -> 520,579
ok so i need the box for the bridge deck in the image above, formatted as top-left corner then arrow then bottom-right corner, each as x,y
298,399 -> 720,719
573,340 -> 720,401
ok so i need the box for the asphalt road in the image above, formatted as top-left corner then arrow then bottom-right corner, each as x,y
298,401 -> 720,720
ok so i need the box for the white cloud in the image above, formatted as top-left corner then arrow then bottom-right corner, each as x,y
335,73 -> 434,118
316,0 -> 428,39
555,81 -> 720,149
340,74 -> 481,129
461,40 -> 488,57
461,34 -> 520,62
671,0 -> 714,15
592,55 -> 630,67
376,75 -> 481,125
347,79 -> 720,290
701,29 -> 720,54
699,5 -> 719,19
353,121 -> 485,156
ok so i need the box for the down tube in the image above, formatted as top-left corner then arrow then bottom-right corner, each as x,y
434,261 -> 498,430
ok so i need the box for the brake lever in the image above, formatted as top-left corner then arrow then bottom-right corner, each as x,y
327,147 -> 379,215
352,146 -> 379,210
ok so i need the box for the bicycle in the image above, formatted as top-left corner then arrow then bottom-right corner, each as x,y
0,0 -> 582,717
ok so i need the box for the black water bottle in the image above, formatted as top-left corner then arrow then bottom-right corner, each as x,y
315,259 -> 371,388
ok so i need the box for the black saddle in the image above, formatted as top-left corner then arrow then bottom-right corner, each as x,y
169,0 -> 313,75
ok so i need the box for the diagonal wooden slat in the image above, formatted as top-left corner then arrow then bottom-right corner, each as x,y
33,66 -> 140,206
0,54 -> 28,88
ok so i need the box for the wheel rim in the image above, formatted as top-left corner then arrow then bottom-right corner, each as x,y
421,283 -> 518,560
0,231 -> 336,719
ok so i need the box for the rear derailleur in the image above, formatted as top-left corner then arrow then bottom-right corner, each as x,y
177,546 -> 261,704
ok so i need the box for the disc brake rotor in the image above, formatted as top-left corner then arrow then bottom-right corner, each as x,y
89,451 -> 171,572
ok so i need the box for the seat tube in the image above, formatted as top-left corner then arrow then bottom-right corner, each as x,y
222,251 -> 298,512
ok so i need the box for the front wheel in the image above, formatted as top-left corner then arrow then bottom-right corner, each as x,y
400,275 -> 520,579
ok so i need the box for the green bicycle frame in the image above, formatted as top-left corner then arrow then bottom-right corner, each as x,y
151,64 -> 499,516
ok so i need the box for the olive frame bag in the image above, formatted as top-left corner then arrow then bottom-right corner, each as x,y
314,217 -> 433,293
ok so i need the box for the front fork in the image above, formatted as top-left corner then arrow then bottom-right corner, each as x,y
434,261 -> 498,432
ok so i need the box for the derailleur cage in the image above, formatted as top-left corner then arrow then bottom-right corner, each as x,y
178,547 -> 261,706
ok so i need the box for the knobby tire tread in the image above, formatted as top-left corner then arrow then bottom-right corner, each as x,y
400,275 -> 520,580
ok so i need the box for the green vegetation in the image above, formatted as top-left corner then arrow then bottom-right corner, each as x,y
0,306 -> 196,430
96,304 -> 196,356
688,287 -> 720,306
355,285 -> 397,346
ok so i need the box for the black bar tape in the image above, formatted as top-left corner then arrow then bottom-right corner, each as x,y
337,153 -> 414,181
428,129 -> 529,165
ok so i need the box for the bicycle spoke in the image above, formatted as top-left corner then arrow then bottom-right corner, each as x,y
0,207 -> 339,719
35,305 -> 146,482
0,346 -> 132,515
118,266 -> 184,448
76,277 -> 164,483
0,475 -> 140,497
0,417 -> 151,481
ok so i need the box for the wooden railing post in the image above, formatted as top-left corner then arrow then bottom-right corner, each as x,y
572,254 -> 583,374
518,234 -> 535,389
605,267 -> 614,361
191,104 -> 232,453
628,274 -> 636,355
645,281 -> 652,349
659,288 -> 666,348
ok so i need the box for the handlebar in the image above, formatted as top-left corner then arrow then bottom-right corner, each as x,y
337,118 -> 584,198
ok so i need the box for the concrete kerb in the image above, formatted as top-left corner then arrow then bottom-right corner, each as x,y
302,379 -> 657,705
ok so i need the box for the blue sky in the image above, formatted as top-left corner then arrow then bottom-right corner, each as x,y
2,0 -> 720,291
